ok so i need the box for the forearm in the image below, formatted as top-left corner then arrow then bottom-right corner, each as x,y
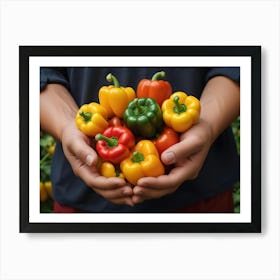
199,76 -> 240,142
40,84 -> 78,141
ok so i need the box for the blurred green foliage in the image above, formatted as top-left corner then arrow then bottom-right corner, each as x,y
232,117 -> 240,155
231,117 -> 240,213
40,131 -> 55,212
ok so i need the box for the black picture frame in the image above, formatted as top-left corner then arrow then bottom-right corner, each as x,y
19,46 -> 261,233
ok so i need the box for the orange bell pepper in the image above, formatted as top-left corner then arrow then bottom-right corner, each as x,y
136,71 -> 172,106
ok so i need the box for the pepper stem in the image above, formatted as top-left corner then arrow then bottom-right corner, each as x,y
95,134 -> 119,148
131,151 -> 145,163
135,99 -> 144,114
106,73 -> 120,88
173,96 -> 187,114
79,111 -> 92,123
151,71 -> 165,81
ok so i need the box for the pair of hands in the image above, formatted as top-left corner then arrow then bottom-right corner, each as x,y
61,120 -> 214,207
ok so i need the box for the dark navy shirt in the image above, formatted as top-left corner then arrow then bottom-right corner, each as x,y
40,67 -> 240,212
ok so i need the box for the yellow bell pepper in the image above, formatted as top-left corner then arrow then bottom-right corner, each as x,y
75,102 -> 109,137
120,140 -> 164,185
161,91 -> 200,133
40,181 -> 52,202
40,181 -> 48,202
99,73 -> 135,118
99,162 -> 124,179
44,181 -> 52,197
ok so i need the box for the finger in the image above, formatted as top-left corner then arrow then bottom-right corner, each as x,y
133,180 -> 178,198
133,185 -> 177,202
68,136 -> 99,167
133,160 -> 199,203
96,185 -> 133,200
136,160 -> 196,190
136,169 -> 184,190
132,195 -> 145,204
75,164 -> 134,205
132,180 -> 179,203
161,134 -> 203,165
77,164 -> 127,190
161,139 -> 200,165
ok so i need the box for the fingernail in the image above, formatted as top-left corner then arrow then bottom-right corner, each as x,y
162,151 -> 175,164
123,189 -> 131,195
135,189 -> 143,195
85,155 -> 94,166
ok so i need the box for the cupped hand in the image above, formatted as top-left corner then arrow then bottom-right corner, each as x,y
61,122 -> 134,206
132,120 -> 214,204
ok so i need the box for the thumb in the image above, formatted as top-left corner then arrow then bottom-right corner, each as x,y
69,138 -> 99,167
161,137 -> 202,165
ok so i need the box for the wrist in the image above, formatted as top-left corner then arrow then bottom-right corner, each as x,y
197,118 -> 216,145
199,76 -> 240,141
40,84 -> 78,141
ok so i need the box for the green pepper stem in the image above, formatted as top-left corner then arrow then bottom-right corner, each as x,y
135,99 -> 144,114
151,71 -> 165,81
173,96 -> 187,114
106,73 -> 120,88
131,151 -> 145,163
79,111 -> 92,123
95,134 -> 118,148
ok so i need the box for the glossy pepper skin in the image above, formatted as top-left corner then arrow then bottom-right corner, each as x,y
152,127 -> 179,156
123,98 -> 163,139
75,102 -> 109,136
95,126 -> 135,164
137,71 -> 172,107
99,73 -> 135,118
99,162 -> 124,179
120,140 -> 165,185
108,116 -> 123,127
162,91 -> 200,133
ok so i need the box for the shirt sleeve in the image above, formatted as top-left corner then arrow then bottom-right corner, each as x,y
40,67 -> 69,92
205,67 -> 240,84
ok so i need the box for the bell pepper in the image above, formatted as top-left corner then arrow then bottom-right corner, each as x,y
123,97 -> 163,139
152,127 -> 179,156
137,71 -> 172,106
40,181 -> 52,202
162,91 -> 200,133
108,116 -> 123,127
75,102 -> 109,136
95,126 -> 135,164
44,181 -> 52,198
99,162 -> 124,179
99,73 -> 135,118
120,140 -> 165,185
40,181 -> 48,202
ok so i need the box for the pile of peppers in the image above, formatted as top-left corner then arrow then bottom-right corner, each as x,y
75,71 -> 201,185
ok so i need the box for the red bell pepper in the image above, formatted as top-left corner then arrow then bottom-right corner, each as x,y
108,116 -> 123,127
152,127 -> 179,156
136,71 -> 172,107
95,126 -> 135,164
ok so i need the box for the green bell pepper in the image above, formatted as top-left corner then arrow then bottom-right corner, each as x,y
123,98 -> 163,139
